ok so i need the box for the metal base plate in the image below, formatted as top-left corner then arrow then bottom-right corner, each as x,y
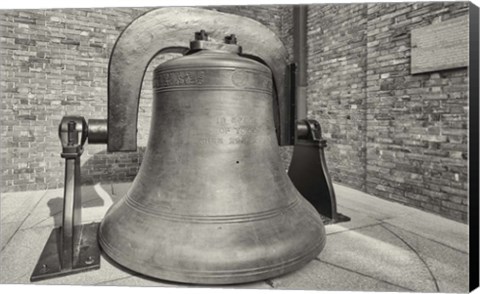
321,212 -> 351,226
30,223 -> 100,282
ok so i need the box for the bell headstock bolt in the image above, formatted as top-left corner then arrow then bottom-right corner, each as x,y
194,30 -> 209,41
224,34 -> 237,44
67,121 -> 77,146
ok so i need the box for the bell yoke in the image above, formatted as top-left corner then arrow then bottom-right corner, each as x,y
30,7 -> 343,285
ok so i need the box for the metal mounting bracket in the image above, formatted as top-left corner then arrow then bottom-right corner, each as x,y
288,119 -> 350,224
30,117 -> 101,282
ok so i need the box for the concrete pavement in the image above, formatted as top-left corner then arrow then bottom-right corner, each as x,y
0,182 -> 469,292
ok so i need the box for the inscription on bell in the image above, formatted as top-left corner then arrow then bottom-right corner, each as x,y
211,115 -> 270,146
155,70 -> 205,88
154,68 -> 272,93
199,137 -> 224,145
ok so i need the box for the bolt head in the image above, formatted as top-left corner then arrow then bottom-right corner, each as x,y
224,34 -> 237,44
194,30 -> 209,41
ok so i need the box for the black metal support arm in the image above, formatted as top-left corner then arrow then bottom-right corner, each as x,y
288,119 -> 350,224
30,117 -> 106,282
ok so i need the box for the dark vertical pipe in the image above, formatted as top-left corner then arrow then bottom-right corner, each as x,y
468,3 -> 479,291
293,5 -> 308,121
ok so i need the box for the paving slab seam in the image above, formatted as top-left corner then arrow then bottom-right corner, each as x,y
337,204 -> 408,223
0,190 -> 48,252
21,213 -> 61,230
312,258 -> 414,292
19,213 -> 102,231
382,223 -> 469,255
326,223 -> 384,236
326,218 -> 469,256
22,200 -> 104,230
379,224 -> 440,292
93,275 -> 134,286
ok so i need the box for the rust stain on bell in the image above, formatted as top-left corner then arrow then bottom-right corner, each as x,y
99,32 -> 326,284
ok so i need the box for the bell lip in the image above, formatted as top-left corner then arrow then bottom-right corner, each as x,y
98,229 -> 326,285
97,193 -> 327,284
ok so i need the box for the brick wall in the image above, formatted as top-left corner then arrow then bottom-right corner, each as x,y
1,4 -> 470,222
307,2 -> 469,222
307,4 -> 368,190
0,6 -> 292,192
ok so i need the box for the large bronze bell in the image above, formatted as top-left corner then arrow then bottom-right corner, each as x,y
31,7 -> 345,285
99,33 -> 326,284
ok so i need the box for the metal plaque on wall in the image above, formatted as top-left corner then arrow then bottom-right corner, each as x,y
411,15 -> 469,74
